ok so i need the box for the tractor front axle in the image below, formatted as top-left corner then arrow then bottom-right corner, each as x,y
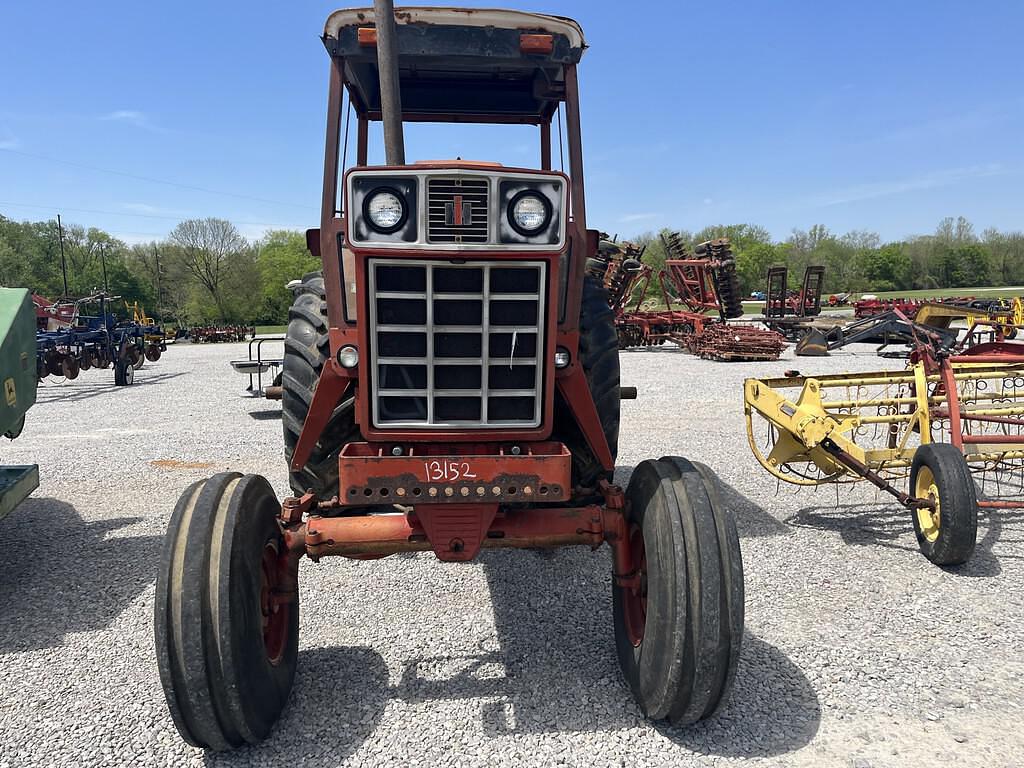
276,480 -> 633,569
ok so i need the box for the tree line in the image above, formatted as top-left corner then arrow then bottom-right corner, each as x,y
2,212 -> 1023,326
628,216 -> 1024,298
0,215 -> 318,326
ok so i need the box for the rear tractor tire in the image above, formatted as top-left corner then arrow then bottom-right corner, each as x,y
281,271 -> 360,497
155,473 -> 299,750
552,276 -> 620,491
909,442 -> 977,566
614,457 -> 744,724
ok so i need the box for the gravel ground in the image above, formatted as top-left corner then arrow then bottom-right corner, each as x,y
1,339 -> 1022,767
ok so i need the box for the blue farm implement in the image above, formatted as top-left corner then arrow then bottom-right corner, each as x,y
35,293 -> 166,385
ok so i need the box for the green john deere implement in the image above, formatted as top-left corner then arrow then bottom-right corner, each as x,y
0,287 -> 39,520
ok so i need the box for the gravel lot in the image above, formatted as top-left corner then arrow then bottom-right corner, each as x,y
1,339 -> 1022,767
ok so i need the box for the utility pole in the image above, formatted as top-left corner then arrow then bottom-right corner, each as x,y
56,213 -> 68,298
99,242 -> 109,293
154,245 -> 163,314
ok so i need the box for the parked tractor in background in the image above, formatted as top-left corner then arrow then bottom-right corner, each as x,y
155,5 -> 744,751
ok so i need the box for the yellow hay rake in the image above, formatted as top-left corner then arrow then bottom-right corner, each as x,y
744,342 -> 1024,566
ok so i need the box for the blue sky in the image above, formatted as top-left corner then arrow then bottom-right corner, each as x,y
1,1 -> 1022,244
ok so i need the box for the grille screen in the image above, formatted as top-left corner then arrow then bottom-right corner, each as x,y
427,178 -> 490,244
369,259 -> 545,428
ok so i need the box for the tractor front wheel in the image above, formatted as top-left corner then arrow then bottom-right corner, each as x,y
613,457 -> 744,725
909,442 -> 977,566
155,473 -> 299,750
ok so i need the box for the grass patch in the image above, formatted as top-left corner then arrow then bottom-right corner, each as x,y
739,286 -> 1024,315
857,286 -> 1024,300
255,325 -> 287,335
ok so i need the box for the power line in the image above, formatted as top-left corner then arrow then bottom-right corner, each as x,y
0,200 -> 307,229
0,147 -> 310,210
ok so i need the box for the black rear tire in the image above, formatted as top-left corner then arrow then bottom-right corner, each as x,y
909,443 -> 977,565
553,276 -> 620,490
613,457 -> 744,724
282,271 -> 360,497
155,473 -> 299,750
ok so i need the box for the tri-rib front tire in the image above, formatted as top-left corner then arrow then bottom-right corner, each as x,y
613,457 -> 744,724
155,473 -> 299,750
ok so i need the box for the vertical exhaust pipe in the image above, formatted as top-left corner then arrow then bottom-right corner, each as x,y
373,0 -> 406,165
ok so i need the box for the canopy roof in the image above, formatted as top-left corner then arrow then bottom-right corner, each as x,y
322,7 -> 587,124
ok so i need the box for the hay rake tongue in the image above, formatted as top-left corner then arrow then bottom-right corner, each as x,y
744,342 -> 1024,566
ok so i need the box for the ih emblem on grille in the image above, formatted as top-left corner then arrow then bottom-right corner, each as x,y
445,195 -> 473,227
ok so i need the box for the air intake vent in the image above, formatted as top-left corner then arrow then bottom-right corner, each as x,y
427,178 -> 490,244
369,258 -> 545,428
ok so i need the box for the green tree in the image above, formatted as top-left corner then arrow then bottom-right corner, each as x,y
256,230 -> 319,322
982,228 -> 1024,286
859,243 -> 911,291
955,243 -> 991,287
167,218 -> 248,321
736,242 -> 788,296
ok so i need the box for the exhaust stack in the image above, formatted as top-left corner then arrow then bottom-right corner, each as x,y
373,0 -> 406,165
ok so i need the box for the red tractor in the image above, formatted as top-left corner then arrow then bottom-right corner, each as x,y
155,5 -> 744,750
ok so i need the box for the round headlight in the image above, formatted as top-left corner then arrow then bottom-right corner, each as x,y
364,188 -> 407,233
508,192 -> 551,236
337,345 -> 359,368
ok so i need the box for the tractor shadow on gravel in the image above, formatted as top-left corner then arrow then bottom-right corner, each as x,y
205,646 -> 389,768
247,409 -> 282,421
390,541 -> 820,758
786,501 -> 1014,577
34,372 -> 187,404
0,498 -> 162,653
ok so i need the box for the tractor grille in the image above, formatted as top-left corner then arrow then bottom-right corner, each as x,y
427,178 -> 490,244
368,258 -> 545,428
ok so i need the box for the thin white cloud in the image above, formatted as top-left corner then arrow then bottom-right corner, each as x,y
618,212 -> 660,223
121,202 -> 194,217
813,164 -> 1008,207
100,110 -> 156,130
862,108 -> 997,148
236,222 -> 305,241
113,231 -> 165,245
0,136 -> 20,150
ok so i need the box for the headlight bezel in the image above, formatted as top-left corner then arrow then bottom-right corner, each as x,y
362,186 -> 409,234
506,190 -> 552,237
346,170 -> 564,248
